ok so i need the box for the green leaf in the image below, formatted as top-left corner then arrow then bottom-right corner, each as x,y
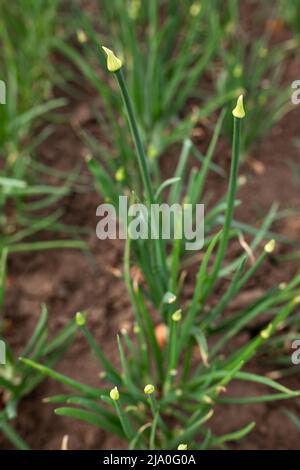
55,407 -> 124,438
19,358 -> 103,399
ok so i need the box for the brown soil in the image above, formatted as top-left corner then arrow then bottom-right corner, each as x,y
1,2 -> 300,451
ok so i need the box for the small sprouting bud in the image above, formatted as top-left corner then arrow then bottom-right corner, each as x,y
148,144 -> 158,159
232,94 -> 246,119
172,309 -> 182,322
260,324 -> 272,339
279,282 -> 287,291
128,0 -> 141,20
102,46 -> 123,72
133,323 -> 140,334
238,175 -> 247,187
264,239 -> 276,254
233,64 -> 243,79
170,369 -> 178,377
293,296 -> 300,304
77,30 -> 87,44
75,312 -> 86,327
144,384 -> 155,395
190,2 -> 201,16
115,167 -> 125,182
175,389 -> 183,397
110,386 -> 120,401
177,444 -> 188,450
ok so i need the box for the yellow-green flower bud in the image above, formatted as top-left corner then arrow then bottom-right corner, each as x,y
232,94 -> 246,119
172,309 -> 182,322
238,175 -> 247,187
260,324 -> 272,339
115,167 -> 125,182
148,144 -> 158,159
233,64 -> 243,79
177,444 -> 188,450
110,386 -> 120,401
144,384 -> 155,395
190,2 -> 201,16
264,239 -> 276,254
128,0 -> 141,20
75,312 -> 86,326
102,46 -> 123,72
279,282 -> 287,290
77,30 -> 87,44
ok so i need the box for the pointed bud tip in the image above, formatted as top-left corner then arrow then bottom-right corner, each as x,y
75,312 -> 86,326
115,166 -> 125,181
110,386 -> 120,401
172,309 -> 182,322
260,324 -> 272,339
77,30 -> 88,44
232,94 -> 246,119
102,46 -> 123,72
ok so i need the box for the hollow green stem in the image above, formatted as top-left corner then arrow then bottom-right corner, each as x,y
115,69 -> 154,204
202,116 -> 241,300
148,395 -> 169,436
115,69 -> 167,284
114,400 -> 133,440
164,315 -> 180,394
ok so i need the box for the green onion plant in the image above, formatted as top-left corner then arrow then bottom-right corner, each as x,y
21,50 -> 300,449
57,0 -> 238,184
216,0 -> 294,156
